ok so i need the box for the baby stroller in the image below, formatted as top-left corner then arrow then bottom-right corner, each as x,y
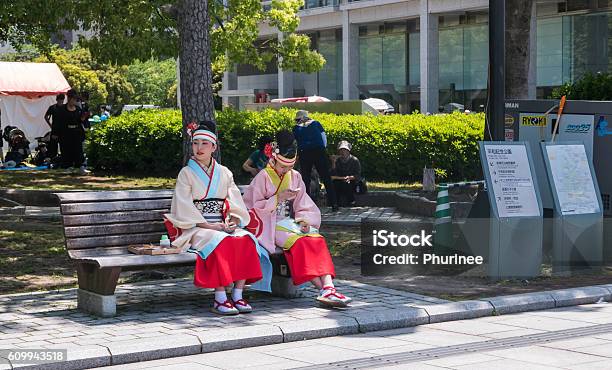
2,126 -> 31,167
33,131 -> 56,167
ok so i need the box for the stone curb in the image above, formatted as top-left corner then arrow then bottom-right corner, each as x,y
12,284 -> 612,369
198,324 -> 283,353
14,345 -> 110,370
353,307 -> 429,332
419,300 -> 495,323
277,315 -> 360,342
480,292 -> 556,315
105,334 -> 202,365
549,286 -> 611,307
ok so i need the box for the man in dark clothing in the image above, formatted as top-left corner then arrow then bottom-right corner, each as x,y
331,140 -> 362,207
44,93 -> 65,159
293,110 -> 338,212
54,89 -> 85,170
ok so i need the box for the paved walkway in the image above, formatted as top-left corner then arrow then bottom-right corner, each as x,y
0,278 -> 446,350
101,302 -> 612,369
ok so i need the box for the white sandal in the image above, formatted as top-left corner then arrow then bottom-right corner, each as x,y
316,286 -> 352,308
233,299 -> 253,313
210,299 -> 239,315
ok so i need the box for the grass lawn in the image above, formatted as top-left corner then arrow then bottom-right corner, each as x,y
0,219 -> 194,295
0,170 -> 176,190
0,170 -> 419,191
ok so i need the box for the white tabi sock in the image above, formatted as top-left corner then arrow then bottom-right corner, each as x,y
214,290 -> 227,303
232,288 -> 243,301
319,284 -> 334,296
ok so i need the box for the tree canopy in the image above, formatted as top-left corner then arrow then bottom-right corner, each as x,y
0,0 -> 325,74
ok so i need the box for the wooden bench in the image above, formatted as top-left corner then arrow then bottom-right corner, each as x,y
56,189 -> 296,317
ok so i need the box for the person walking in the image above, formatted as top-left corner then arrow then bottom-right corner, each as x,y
292,110 -> 338,212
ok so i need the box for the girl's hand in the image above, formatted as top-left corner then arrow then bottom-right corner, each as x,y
224,216 -> 240,234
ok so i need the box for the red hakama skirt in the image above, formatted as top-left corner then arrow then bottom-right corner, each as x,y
194,236 -> 263,288
283,237 -> 336,285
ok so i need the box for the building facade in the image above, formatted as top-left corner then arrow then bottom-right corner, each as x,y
222,0 -> 612,113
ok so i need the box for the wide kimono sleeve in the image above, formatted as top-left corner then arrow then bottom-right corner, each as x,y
242,171 -> 278,214
291,171 -> 322,228
164,168 -> 206,229
224,167 -> 251,227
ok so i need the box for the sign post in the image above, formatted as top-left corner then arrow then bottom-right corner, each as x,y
479,141 -> 543,279
540,142 -> 603,275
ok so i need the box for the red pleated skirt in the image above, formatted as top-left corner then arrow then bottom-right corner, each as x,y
284,237 -> 336,285
194,235 -> 263,288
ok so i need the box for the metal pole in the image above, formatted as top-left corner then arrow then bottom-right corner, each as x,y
488,0 -> 505,141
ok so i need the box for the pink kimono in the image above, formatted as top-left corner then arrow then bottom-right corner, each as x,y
243,166 -> 335,285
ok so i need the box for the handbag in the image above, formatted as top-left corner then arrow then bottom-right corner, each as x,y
355,178 -> 368,195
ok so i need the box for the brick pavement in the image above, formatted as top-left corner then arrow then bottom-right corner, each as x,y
0,279 -> 447,351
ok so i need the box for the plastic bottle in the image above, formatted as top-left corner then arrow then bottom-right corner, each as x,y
160,234 -> 171,248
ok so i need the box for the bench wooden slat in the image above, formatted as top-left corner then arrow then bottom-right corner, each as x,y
68,246 -> 132,258
56,190 -> 174,203
62,209 -> 168,226
61,199 -> 172,215
66,232 -> 162,249
75,252 -> 196,269
64,222 -> 166,238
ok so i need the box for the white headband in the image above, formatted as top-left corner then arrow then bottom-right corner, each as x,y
192,129 -> 217,145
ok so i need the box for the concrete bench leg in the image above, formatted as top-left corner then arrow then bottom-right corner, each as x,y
76,264 -> 121,317
270,275 -> 299,298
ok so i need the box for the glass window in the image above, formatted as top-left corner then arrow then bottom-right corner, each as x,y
358,24 -> 408,89
438,22 -> 488,109
317,29 -> 343,100
536,17 -> 565,86
408,33 -> 420,86
537,11 -> 612,88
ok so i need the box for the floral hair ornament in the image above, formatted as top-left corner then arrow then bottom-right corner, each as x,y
268,141 -> 296,166
264,142 -> 279,159
186,121 -> 199,136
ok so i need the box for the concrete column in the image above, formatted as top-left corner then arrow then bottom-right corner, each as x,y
221,68 -> 238,107
527,0 -> 537,99
278,32 -> 294,98
419,0 -> 439,114
342,10 -> 359,100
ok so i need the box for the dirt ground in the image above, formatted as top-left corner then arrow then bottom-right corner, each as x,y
2,220 -> 611,300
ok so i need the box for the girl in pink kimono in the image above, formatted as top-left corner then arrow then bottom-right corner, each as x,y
243,130 -> 352,307
164,121 -> 272,315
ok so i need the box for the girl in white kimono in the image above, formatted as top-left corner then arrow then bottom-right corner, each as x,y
243,130 -> 352,307
164,121 -> 272,315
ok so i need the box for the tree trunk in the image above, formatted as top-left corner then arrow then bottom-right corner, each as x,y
505,0 -> 534,99
177,0 -> 217,165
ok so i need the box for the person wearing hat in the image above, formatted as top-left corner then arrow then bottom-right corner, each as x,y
292,110 -> 338,212
243,130 -> 352,307
331,140 -> 361,207
163,120 -> 272,315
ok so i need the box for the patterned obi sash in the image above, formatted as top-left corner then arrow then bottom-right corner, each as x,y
193,198 -> 225,223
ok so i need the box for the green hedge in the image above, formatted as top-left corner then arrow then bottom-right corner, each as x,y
88,108 -> 485,182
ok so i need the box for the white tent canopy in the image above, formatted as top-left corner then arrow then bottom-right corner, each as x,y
0,62 -> 70,149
